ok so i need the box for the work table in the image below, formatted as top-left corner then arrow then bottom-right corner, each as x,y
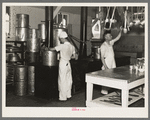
86,65 -> 145,107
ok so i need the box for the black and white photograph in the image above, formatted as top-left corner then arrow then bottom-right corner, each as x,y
2,2 -> 148,118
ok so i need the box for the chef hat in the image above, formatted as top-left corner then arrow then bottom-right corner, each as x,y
59,31 -> 68,38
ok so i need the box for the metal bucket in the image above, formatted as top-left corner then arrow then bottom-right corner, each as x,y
25,52 -> 40,64
15,27 -> 29,41
53,28 -> 68,47
14,65 -> 27,81
28,81 -> 35,95
27,38 -> 40,52
16,14 -> 29,28
42,50 -> 57,66
28,66 -> 35,82
14,81 -> 27,96
38,24 -> 46,40
29,29 -> 39,39
92,47 -> 101,60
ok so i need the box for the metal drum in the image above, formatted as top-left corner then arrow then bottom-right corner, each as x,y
25,52 -> 40,64
14,65 -> 27,81
92,46 -> 101,60
38,24 -> 46,40
15,27 -> 29,41
42,50 -> 57,66
29,29 -> 39,39
27,38 -> 40,52
28,66 -> 35,95
28,81 -> 35,95
14,81 -> 27,96
14,65 -> 27,96
53,28 -> 68,47
16,14 -> 29,28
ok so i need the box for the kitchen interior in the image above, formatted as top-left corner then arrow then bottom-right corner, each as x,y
5,4 -> 146,108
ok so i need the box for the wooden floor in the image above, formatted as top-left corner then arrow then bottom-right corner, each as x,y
6,85 -> 144,107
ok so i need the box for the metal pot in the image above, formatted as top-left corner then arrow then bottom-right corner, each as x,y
92,46 -> 101,60
42,49 -> 58,66
16,14 -> 29,28
15,27 -> 29,41
53,28 -> 68,47
38,24 -> 46,40
27,38 -> 40,52
14,65 -> 27,81
8,53 -> 20,62
14,81 -> 27,96
29,29 -> 39,39
25,52 -> 40,64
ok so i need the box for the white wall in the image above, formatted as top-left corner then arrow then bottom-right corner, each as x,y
9,6 -> 93,55
9,6 -> 45,38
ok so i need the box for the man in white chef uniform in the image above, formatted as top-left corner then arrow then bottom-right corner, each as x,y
54,31 -> 76,101
100,26 -> 122,94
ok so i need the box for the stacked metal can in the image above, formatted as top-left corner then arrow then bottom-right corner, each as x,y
14,65 -> 27,96
25,28 -> 40,64
25,28 -> 40,95
15,14 -> 29,41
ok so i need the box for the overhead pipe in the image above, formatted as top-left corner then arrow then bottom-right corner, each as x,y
79,7 -> 88,59
45,6 -> 53,47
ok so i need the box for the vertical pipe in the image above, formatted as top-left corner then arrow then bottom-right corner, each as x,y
79,7 -> 88,59
45,6 -> 53,47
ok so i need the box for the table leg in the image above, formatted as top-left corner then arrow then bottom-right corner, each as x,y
122,89 -> 129,107
86,82 -> 93,103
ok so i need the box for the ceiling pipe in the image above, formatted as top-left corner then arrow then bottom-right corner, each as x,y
79,7 -> 88,59
45,6 -> 53,47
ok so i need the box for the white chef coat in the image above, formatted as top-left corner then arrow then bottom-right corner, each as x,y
55,42 -> 75,101
100,41 -> 116,70
100,40 -> 116,94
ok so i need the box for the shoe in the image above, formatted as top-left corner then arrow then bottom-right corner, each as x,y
101,89 -> 108,95
67,97 -> 72,100
59,100 -> 67,102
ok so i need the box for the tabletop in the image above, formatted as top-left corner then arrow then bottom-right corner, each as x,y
86,65 -> 144,83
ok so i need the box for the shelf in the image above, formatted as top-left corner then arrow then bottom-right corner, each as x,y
86,90 -> 144,107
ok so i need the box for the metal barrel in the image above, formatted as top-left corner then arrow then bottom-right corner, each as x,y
28,66 -> 35,95
15,27 -> 29,41
38,24 -> 46,40
28,66 -> 35,82
53,28 -> 68,47
27,38 -> 40,52
42,50 -> 58,66
16,14 -> 29,28
14,65 -> 27,81
25,52 -> 40,65
28,81 -> 35,95
14,81 -> 27,96
14,65 -> 27,96
29,29 -> 39,39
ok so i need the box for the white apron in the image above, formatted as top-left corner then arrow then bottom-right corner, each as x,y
58,59 -> 72,101
101,41 -> 116,94
102,42 -> 116,70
